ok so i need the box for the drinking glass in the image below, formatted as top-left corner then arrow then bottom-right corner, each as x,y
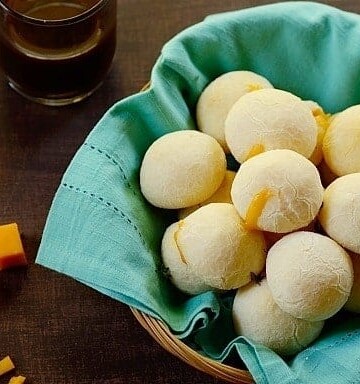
0,0 -> 117,106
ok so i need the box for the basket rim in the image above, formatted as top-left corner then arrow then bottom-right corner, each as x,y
130,307 -> 254,384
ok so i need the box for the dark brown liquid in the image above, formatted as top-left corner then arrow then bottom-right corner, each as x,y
0,0 -> 116,100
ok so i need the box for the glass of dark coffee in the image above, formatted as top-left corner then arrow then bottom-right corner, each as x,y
0,0 -> 117,106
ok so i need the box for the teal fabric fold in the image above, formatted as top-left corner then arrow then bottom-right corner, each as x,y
37,2 -> 360,382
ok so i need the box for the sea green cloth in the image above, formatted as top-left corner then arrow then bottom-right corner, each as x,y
36,2 -> 360,383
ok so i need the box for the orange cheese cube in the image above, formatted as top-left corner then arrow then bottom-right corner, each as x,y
0,356 -> 15,376
0,223 -> 27,271
8,376 -> 26,384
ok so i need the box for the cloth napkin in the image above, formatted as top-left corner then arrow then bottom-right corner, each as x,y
36,2 -> 360,383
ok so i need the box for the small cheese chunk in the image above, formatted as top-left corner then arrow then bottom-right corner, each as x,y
0,356 -> 15,376
245,144 -> 265,161
245,189 -> 272,230
0,223 -> 27,271
8,376 -> 26,384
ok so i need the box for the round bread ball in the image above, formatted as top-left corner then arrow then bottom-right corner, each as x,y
178,170 -> 236,219
196,71 -> 273,152
161,222 -> 212,295
140,130 -> 226,209
266,231 -> 354,321
303,100 -> 330,166
176,203 -> 266,290
344,252 -> 360,313
231,149 -> 323,233
225,89 -> 317,163
319,173 -> 360,253
232,280 -> 324,356
322,105 -> 360,176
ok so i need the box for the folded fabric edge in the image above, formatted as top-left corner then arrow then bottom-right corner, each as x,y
204,1 -> 351,23
84,278 -> 221,339
226,338 -> 303,384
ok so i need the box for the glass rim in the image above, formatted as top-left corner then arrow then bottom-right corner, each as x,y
0,0 -> 110,26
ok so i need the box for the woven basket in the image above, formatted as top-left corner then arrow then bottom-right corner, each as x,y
130,307 -> 254,383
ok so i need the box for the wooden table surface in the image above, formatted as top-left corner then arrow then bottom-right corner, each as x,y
0,1 -> 359,383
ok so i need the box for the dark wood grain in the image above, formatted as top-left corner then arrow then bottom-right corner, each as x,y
0,1 -> 359,383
